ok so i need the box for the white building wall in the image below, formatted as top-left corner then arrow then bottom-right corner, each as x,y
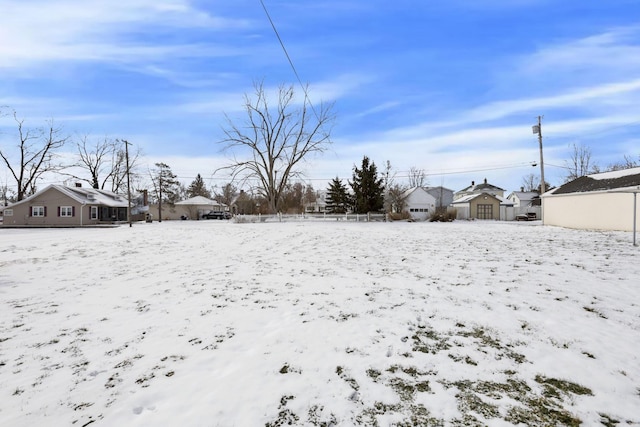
405,189 -> 437,220
543,191 -> 640,231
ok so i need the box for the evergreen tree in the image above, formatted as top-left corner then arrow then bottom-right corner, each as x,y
186,173 -> 212,199
152,162 -> 180,204
350,156 -> 384,214
326,177 -> 350,213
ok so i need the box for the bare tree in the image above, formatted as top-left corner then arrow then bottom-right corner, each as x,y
58,135 -> 139,192
408,166 -> 428,188
218,81 -> 335,213
0,111 -> 68,201
607,154 -> 639,171
385,183 -> 409,213
521,173 -> 539,192
564,143 -> 597,182
213,182 -> 238,208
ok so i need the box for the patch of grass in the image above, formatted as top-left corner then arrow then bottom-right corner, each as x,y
583,306 -> 608,319
442,376 -> 587,426
535,375 -> 593,397
599,413 -> 621,427
412,328 -> 451,354
265,396 -> 299,427
336,366 -> 359,390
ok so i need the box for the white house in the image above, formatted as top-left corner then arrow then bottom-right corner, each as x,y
454,178 -> 505,200
452,178 -> 514,220
507,189 -> 541,219
401,187 -> 437,220
542,167 -> 640,232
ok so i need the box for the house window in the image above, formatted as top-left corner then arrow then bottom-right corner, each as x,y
3,209 -> 12,216
90,206 -> 98,220
60,206 -> 73,217
32,206 -> 45,217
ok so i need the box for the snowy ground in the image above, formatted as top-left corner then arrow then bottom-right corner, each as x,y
0,220 -> 639,426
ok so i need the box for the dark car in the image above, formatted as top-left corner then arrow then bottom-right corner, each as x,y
516,212 -> 537,221
202,211 -> 231,220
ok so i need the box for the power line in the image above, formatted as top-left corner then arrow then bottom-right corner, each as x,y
258,0 -> 322,121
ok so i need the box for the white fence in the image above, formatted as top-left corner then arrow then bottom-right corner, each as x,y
234,212 -> 387,223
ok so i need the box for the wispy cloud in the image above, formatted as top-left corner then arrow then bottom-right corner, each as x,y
0,0 -> 251,71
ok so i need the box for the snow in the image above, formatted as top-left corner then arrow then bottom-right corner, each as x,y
588,166 -> 640,180
1,220 -> 639,426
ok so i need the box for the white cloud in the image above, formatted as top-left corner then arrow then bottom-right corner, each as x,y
0,0 -> 250,70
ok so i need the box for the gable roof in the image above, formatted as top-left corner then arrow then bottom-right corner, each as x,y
9,185 -> 128,208
400,186 -> 431,199
549,167 -> 640,195
175,196 -> 225,206
452,192 -> 514,206
457,178 -> 505,194
507,191 -> 539,202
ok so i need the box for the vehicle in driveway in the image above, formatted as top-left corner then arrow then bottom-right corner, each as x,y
516,212 -> 537,221
202,211 -> 231,220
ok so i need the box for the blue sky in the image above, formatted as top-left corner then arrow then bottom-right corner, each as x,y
1,0 -> 639,194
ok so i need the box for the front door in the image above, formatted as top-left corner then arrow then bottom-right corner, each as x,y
477,204 -> 493,219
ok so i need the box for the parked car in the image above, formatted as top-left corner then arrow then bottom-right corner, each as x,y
202,211 -> 231,220
516,212 -> 537,221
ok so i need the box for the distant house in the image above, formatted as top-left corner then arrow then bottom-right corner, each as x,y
1,184 -> 128,227
452,192 -> 514,220
507,189 -> 541,219
424,186 -> 454,209
542,167 -> 640,231
304,190 -> 327,213
452,179 -> 513,220
401,187 -> 437,220
454,178 -> 505,200
147,196 -> 228,221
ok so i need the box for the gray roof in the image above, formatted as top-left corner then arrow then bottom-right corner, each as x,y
7,185 -> 128,208
549,167 -> 640,195
452,192 -> 514,206
457,178 -> 505,193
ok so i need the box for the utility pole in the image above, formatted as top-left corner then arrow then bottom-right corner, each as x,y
158,173 -> 163,223
532,116 -> 546,194
123,139 -> 133,228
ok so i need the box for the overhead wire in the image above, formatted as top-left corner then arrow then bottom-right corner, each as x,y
258,0 -> 322,121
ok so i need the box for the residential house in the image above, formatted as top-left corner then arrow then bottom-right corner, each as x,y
424,186 -> 454,209
1,184 -> 128,227
454,178 -> 505,200
401,187 -> 437,220
149,196 -> 228,220
304,190 -> 327,213
452,179 -> 513,220
507,188 -> 541,219
542,167 -> 640,231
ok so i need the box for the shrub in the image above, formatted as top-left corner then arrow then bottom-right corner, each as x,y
429,208 -> 456,222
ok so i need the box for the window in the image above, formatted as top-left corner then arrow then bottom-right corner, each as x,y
60,206 -> 74,217
3,209 -> 12,216
32,206 -> 45,217
90,206 -> 98,220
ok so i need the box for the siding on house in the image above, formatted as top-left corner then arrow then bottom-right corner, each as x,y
402,187 -> 437,220
1,185 -> 128,226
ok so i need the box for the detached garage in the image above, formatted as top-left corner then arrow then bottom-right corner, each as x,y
542,167 -> 640,232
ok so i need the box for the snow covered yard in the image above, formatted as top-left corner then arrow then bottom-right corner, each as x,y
0,220 -> 639,426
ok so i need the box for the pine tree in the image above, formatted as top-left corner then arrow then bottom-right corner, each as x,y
326,177 -> 350,213
186,174 -> 211,199
350,156 -> 384,214
152,162 -> 180,204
